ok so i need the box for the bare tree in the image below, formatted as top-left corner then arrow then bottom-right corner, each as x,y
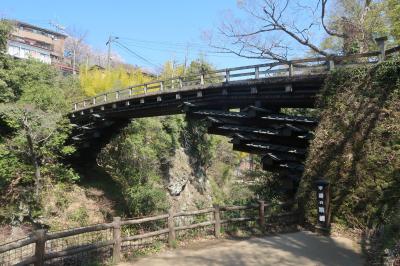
209,0 -> 378,61
64,28 -> 89,75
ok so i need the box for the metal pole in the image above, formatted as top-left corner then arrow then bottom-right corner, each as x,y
107,36 -> 112,70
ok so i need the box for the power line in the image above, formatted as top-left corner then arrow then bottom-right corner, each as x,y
114,41 -> 244,59
114,41 -> 162,69
118,36 -> 210,49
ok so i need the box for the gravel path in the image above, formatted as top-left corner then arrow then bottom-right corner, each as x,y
118,231 -> 364,266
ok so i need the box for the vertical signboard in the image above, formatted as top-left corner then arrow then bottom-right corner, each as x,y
315,180 -> 330,230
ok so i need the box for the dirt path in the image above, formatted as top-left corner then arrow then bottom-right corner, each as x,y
118,231 -> 364,266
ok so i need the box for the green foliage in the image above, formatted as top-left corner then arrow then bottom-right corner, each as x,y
79,66 -> 152,96
208,137 -> 253,205
183,119 -> 217,179
0,51 -> 81,224
298,58 -> 400,258
98,117 -> 181,216
387,0 -> 400,43
0,20 -> 12,53
70,206 -> 89,226
320,0 -> 397,54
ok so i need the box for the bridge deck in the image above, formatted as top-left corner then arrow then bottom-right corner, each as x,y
119,231 -> 363,266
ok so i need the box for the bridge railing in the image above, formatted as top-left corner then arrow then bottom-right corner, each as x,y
0,201 -> 297,265
72,45 -> 400,112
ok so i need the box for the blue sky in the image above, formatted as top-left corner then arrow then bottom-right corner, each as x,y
1,0 -> 323,72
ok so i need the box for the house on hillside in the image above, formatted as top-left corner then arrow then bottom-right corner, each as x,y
6,20 -> 74,74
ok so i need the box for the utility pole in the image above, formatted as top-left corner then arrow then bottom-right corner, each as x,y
107,36 -> 119,70
72,47 -> 76,75
184,44 -> 189,76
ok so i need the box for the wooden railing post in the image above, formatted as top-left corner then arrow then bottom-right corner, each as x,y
213,204 -> 221,238
104,94 -> 107,102
34,229 -> 46,266
74,103 -> 77,110
288,63 -> 293,77
112,217 -> 121,263
375,36 -> 388,62
258,200 -> 265,232
160,81 -> 164,91
328,60 -> 335,71
179,78 -> 183,88
168,209 -> 176,247
144,85 -> 148,94
225,69 -> 230,82
255,66 -> 260,79
200,74 -> 205,85
115,91 -> 119,100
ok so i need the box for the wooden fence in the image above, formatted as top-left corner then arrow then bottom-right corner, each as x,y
71,43 -> 400,112
0,201 -> 298,265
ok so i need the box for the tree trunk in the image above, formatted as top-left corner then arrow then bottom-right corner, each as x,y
24,122 -> 41,197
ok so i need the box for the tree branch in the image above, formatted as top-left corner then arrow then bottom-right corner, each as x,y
320,0 -> 346,38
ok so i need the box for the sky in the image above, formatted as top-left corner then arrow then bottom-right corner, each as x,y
1,0 -> 323,72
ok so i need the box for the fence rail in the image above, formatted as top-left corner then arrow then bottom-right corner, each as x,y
0,201 -> 297,265
71,44 -> 400,112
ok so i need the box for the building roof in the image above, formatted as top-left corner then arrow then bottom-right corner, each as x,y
9,20 -> 68,38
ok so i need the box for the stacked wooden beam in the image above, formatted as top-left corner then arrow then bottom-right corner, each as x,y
184,103 -> 318,176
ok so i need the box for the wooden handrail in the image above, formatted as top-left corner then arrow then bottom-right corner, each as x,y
121,229 -> 169,242
0,236 -> 36,253
174,208 -> 214,217
47,223 -> 113,240
120,214 -> 169,225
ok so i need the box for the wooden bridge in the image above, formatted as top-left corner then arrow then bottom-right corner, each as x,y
69,45 -> 399,179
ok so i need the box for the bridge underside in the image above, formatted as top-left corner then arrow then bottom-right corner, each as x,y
69,74 -> 323,190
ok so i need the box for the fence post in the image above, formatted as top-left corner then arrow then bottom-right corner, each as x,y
213,204 -> 221,238
168,208 -> 176,247
200,74 -> 205,85
160,81 -> 164,91
375,36 -> 388,62
255,66 -> 260,79
34,229 -> 46,266
112,217 -> 121,263
258,200 -> 265,233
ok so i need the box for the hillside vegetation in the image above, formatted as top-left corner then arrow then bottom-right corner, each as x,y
299,58 -> 400,261
0,21 -> 265,239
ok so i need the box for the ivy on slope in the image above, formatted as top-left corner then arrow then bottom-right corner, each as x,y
298,58 -> 400,260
